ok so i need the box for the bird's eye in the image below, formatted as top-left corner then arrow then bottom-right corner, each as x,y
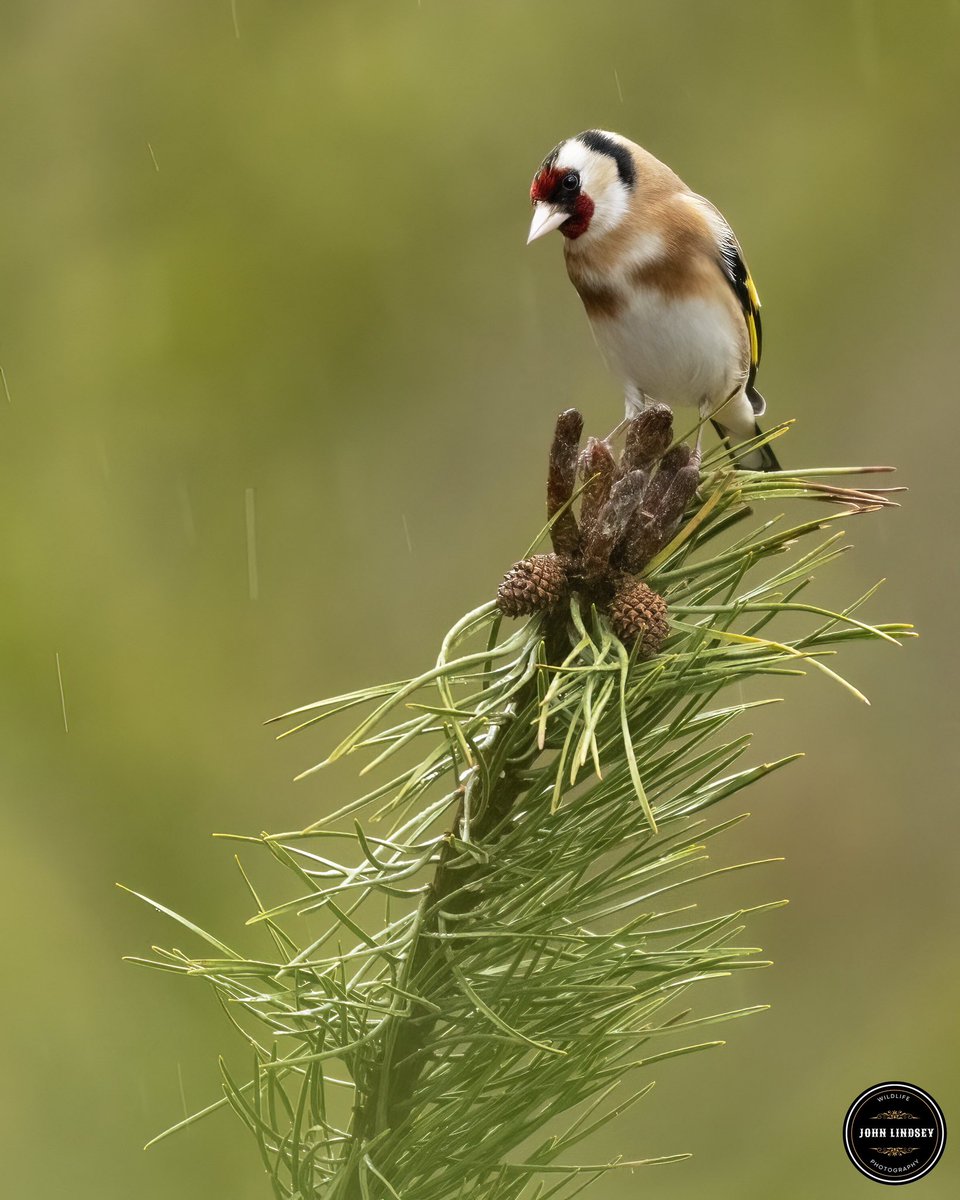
562,172 -> 580,192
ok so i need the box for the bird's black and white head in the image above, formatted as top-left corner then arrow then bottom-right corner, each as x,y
528,130 -> 636,245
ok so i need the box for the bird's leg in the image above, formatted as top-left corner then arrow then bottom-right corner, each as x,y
692,424 -> 703,466
691,399 -> 708,469
604,417 -> 630,448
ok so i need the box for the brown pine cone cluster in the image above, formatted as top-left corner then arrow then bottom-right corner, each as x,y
496,406 -> 698,657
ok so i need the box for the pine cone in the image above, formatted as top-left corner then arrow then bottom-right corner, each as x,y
497,554 -> 569,617
608,579 -> 670,656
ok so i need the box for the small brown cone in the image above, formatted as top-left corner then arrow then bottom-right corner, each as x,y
609,579 -> 670,657
497,554 -> 569,617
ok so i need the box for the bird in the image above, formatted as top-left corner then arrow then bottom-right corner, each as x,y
527,129 -> 780,471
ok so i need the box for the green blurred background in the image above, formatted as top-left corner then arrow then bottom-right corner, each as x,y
1,2 -> 958,1195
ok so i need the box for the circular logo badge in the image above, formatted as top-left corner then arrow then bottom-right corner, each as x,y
843,1082 -> 946,1184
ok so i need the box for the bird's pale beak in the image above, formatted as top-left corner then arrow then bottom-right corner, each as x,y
527,202 -> 569,244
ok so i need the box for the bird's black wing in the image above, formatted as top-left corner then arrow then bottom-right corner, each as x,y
692,194 -> 764,414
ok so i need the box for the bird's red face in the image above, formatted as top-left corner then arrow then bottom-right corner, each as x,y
529,165 -> 595,242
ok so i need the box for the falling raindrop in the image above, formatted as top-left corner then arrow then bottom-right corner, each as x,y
55,652 -> 69,733
245,487 -> 259,600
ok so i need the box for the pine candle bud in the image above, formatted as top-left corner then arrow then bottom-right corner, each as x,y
577,438 -> 617,542
620,404 -> 673,473
547,409 -> 585,557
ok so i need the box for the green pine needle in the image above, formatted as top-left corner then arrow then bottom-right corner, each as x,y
126,451 -> 912,1198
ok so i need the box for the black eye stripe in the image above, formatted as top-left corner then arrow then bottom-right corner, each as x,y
576,130 -> 636,189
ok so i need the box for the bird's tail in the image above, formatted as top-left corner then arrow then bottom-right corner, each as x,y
710,418 -> 781,472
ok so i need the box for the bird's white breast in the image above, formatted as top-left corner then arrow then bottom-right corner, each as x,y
591,284 -> 746,412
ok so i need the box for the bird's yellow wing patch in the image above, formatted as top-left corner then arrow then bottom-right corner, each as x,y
744,270 -> 761,373
718,240 -> 763,393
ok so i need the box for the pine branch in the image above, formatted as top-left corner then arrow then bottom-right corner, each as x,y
125,410 -> 912,1199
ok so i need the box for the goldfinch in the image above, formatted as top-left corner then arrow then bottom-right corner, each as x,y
528,129 -> 779,471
